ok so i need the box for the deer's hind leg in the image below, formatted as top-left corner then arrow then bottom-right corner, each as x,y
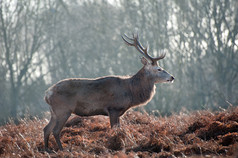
52,110 -> 71,151
44,109 -> 57,152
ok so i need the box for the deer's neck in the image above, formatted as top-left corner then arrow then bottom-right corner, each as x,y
129,68 -> 156,107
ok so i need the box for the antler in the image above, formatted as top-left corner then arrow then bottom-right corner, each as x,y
121,33 -> 165,65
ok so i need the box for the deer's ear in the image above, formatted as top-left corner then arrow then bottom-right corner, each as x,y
141,57 -> 149,65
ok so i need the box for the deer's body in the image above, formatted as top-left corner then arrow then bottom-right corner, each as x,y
44,34 -> 174,152
45,68 -> 155,118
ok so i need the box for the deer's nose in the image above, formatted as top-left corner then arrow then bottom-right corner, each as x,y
171,76 -> 175,81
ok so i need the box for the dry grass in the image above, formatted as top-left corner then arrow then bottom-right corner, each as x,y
0,106 -> 238,158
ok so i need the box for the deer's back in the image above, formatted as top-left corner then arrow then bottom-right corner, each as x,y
45,77 -> 132,115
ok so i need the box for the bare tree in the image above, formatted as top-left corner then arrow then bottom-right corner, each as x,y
174,0 -> 238,108
0,0 -> 47,118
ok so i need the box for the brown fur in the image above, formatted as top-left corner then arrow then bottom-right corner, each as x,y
43,66 -> 157,152
43,35 -> 174,152
45,67 -> 155,118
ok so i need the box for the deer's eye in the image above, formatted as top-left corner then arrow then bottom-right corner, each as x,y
158,68 -> 162,72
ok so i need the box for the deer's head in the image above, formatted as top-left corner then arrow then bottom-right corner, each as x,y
122,34 -> 174,84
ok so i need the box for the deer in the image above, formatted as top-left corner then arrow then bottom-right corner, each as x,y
43,34 -> 174,152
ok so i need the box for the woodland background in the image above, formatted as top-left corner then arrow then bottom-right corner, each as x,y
0,0 -> 237,124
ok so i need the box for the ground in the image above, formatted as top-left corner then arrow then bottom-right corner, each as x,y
0,106 -> 238,157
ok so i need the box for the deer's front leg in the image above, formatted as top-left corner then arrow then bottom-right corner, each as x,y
108,108 -> 120,128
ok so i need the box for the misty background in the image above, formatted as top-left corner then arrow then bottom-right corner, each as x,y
0,0 -> 237,124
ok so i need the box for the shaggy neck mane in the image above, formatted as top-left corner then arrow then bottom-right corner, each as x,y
129,67 -> 156,107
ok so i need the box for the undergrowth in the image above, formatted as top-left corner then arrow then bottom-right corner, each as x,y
0,106 -> 238,157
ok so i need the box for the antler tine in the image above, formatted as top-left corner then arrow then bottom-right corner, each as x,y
122,34 -> 146,57
132,34 -> 150,58
121,34 -> 134,46
122,33 -> 166,64
154,53 -> 166,61
134,35 -> 166,63
133,34 -> 160,64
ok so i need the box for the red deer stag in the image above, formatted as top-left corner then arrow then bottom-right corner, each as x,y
43,34 -> 174,152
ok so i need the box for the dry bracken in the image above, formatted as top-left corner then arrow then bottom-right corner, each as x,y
0,107 -> 238,158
